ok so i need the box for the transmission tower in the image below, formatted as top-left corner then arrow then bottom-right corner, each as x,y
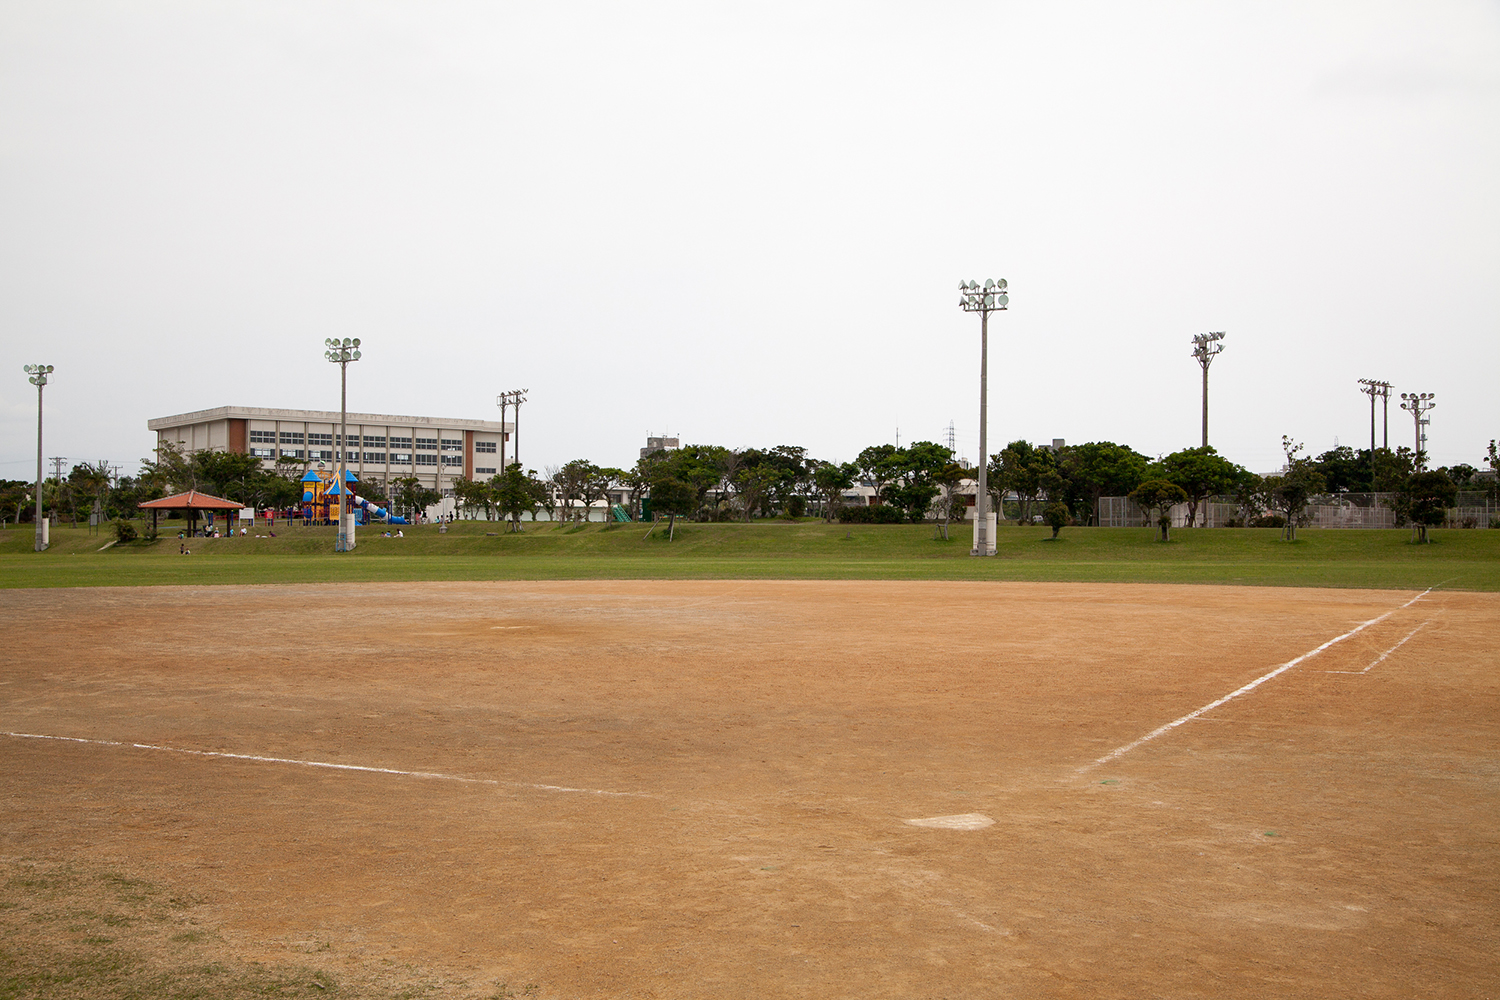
49,456 -> 67,482
945,420 -> 956,454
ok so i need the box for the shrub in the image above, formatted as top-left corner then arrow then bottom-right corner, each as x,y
837,504 -> 905,524
1249,515 -> 1286,528
113,520 -> 138,543
1043,502 -> 1069,539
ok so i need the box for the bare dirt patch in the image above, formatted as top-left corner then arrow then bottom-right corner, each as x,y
3,581 -> 1496,998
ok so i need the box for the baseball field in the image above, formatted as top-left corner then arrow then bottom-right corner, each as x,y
3,574 -> 1495,998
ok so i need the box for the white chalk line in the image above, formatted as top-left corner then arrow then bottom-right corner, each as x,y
1,731 -> 647,799
1324,620 -> 1430,674
1077,587 -> 1436,773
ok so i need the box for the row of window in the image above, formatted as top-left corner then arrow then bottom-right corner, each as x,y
252,448 -> 476,468
250,431 -> 500,451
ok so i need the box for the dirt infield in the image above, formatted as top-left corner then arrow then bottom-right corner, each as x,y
3,581 -> 1496,998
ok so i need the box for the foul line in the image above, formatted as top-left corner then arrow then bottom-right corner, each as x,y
1077,587 -> 1435,773
1324,620 -> 1430,674
1,732 -> 647,799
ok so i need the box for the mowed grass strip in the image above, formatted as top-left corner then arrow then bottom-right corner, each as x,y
3,519 -> 1496,590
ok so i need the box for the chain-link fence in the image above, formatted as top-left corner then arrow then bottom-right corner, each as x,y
1096,491 -> 1496,529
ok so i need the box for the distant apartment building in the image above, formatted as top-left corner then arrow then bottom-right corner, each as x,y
147,405 -> 511,497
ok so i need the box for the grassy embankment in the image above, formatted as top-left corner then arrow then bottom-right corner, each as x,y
2,518 -> 1496,591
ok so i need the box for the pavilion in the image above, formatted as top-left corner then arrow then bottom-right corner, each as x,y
138,490 -> 245,537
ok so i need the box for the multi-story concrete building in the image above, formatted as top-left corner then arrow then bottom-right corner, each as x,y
147,405 -> 512,498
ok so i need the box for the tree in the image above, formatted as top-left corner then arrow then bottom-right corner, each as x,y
881,441 -> 951,523
1312,445 -> 1368,494
1043,501 -> 1070,539
495,464 -> 544,531
391,477 -> 440,521
647,475 -> 696,541
583,465 -> 621,523
811,461 -> 856,522
0,480 -> 32,526
855,444 -> 900,501
1389,470 -> 1457,543
931,461 -> 969,539
1057,442 -> 1149,525
1262,438 -> 1326,541
1128,479 -> 1188,541
993,440 -> 1055,524
1156,446 -> 1243,527
730,458 -> 784,522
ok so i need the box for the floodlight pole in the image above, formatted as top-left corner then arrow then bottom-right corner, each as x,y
497,389 -> 527,472
1400,392 -> 1435,469
1191,332 -> 1226,449
23,364 -> 53,551
959,279 -> 1008,556
324,338 -> 362,550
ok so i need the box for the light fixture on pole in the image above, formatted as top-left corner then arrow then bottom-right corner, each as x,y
324,338 -> 361,551
1357,379 -> 1391,458
496,389 -> 528,471
1399,392 -> 1435,469
1190,332 -> 1226,449
23,364 -> 54,552
959,278 -> 1008,556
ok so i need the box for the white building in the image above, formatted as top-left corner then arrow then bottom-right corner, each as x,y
147,405 -> 512,498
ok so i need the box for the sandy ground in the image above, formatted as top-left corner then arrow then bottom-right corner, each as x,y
2,580 -> 1496,998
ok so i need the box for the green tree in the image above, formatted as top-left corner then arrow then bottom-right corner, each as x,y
811,461 -> 856,522
1312,446 -> 1369,494
1156,446 -> 1244,527
1389,470 -> 1458,543
495,464 -> 544,531
881,441 -> 951,523
855,444 -> 901,501
1128,479 -> 1189,541
1058,442 -> 1149,525
1262,438 -> 1326,541
391,477 -> 440,521
648,475 -> 697,540
0,480 -> 32,526
992,440 -> 1055,524
1043,501 -> 1070,539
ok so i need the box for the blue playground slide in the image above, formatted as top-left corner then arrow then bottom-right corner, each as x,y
354,496 -> 409,525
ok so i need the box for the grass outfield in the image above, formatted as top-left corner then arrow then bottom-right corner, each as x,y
2,518 -> 1496,590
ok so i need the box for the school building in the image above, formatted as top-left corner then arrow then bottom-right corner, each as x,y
146,405 -> 512,498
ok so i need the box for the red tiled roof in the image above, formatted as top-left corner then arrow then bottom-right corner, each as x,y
138,490 -> 246,510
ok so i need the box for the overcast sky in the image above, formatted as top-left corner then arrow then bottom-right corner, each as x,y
2,1 -> 1497,482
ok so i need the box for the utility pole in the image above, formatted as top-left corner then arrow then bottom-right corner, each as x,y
959,278 -> 1009,556
1357,380 -> 1392,489
1190,332 -> 1226,449
50,457 -> 67,483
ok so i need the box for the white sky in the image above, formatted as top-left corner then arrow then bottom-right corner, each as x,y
2,1 -> 1497,480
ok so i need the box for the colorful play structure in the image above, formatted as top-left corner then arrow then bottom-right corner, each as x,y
299,464 -> 408,525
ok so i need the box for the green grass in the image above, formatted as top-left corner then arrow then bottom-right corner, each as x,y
2,518 -> 1497,591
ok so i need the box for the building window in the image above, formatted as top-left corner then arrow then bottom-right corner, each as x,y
279,431 -> 305,444
441,438 -> 462,451
249,430 -> 276,444
415,438 -> 438,451
390,436 -> 412,448
475,467 -> 496,475
363,452 -> 386,463
281,449 -> 305,460
390,453 -> 412,464
441,455 -> 463,467
364,435 -> 386,447
308,433 -> 333,447
312,449 -> 332,461
415,454 -> 438,466
474,440 -> 497,454
251,448 -> 274,458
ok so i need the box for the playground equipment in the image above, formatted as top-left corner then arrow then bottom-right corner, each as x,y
355,495 -> 408,525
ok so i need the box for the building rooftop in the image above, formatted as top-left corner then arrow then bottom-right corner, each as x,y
148,405 -> 508,433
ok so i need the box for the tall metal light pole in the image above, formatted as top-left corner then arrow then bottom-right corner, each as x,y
23,364 -> 53,551
1400,392 -> 1435,469
324,338 -> 361,550
1190,332 -> 1226,448
959,278 -> 1007,556
497,389 -> 527,471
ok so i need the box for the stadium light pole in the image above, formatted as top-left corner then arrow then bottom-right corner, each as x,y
1400,392 -> 1435,469
23,364 -> 54,551
1190,332 -> 1226,449
324,338 -> 361,550
959,278 -> 1008,556
497,389 -> 528,471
